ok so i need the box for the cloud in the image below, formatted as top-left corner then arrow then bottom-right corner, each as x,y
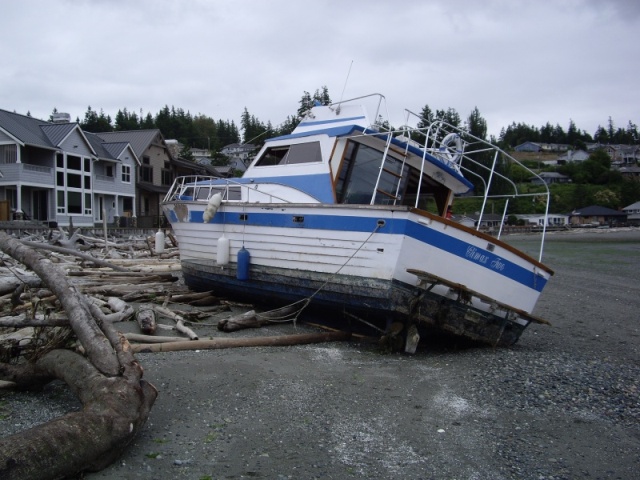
1,0 -> 638,139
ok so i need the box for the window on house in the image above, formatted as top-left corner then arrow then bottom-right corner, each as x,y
161,168 -> 173,186
84,193 -> 92,215
67,155 -> 81,171
140,165 -> 153,182
122,165 -> 131,183
67,192 -> 82,214
106,165 -> 114,177
55,154 -> 92,216
0,145 -> 17,164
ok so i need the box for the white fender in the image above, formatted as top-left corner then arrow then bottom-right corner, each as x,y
203,192 -> 222,223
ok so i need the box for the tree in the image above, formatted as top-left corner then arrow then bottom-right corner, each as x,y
594,125 -> 609,144
466,106 -> 487,140
114,108 -> 140,131
80,106 -> 113,133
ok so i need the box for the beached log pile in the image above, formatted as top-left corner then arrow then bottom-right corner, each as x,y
0,227 -> 350,479
0,227 -> 324,358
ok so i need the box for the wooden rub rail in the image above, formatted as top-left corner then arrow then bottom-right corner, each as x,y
406,268 -> 551,326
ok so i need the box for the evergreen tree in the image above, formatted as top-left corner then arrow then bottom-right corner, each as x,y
466,106 -> 487,140
80,106 -> 112,132
594,125 -> 609,144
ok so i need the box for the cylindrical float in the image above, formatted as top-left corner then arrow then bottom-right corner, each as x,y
155,229 -> 165,254
217,235 -> 230,265
237,246 -> 250,280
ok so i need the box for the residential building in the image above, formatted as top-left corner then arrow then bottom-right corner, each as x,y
0,109 -> 138,227
556,150 -> 589,164
221,143 -> 256,168
515,213 -> 569,227
622,201 -> 640,225
569,205 -> 627,226
529,172 -> 571,185
95,130 -> 181,227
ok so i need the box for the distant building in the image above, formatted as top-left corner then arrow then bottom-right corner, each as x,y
515,213 -> 569,227
622,201 -> 640,225
569,205 -> 627,226
529,172 -> 571,185
221,143 -> 256,167
514,142 -> 570,153
556,150 -> 589,164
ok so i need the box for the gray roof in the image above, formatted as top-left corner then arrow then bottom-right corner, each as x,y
84,132 -> 123,162
0,108 -> 64,149
570,205 -> 626,217
95,130 -> 168,160
40,123 -> 78,147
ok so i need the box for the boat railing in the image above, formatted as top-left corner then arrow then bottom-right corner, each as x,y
163,175 -> 299,205
400,109 -> 551,262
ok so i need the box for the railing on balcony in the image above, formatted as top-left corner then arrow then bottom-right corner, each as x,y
0,163 -> 54,184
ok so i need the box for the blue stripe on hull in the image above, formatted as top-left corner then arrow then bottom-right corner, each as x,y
176,208 -> 548,293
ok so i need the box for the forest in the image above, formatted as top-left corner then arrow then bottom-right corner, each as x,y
53,86 -> 640,212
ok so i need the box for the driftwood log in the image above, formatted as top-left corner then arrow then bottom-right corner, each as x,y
0,231 -> 157,480
131,331 -> 351,353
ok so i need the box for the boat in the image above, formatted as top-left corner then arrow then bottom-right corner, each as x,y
162,94 -> 553,350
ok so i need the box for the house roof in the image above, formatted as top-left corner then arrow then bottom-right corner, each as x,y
95,130 -> 170,160
0,109 -> 88,152
570,205 -> 626,217
623,201 -> 640,211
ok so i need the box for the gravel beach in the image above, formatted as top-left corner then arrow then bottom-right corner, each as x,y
1,228 -> 639,479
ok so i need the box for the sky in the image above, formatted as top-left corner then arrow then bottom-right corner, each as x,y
2,0 -> 639,141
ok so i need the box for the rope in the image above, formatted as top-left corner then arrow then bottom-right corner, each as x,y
259,223 -> 382,324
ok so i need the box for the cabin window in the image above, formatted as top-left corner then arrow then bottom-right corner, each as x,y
335,142 -> 408,205
255,142 -> 322,166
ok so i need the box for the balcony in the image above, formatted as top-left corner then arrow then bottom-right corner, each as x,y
0,163 -> 54,185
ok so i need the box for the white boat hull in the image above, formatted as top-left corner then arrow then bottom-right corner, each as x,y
163,201 -> 552,346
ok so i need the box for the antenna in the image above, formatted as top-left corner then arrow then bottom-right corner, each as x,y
337,60 -> 353,114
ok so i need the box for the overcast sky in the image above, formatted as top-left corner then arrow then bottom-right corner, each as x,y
2,0 -> 639,140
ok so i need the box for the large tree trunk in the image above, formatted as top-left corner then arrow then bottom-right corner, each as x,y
0,232 -> 157,479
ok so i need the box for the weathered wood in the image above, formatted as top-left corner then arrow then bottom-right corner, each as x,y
150,305 -> 198,340
218,310 -> 267,332
1,232 -> 119,375
131,330 -> 352,353
136,307 -> 157,335
123,332 -> 183,343
0,313 -> 70,328
0,275 -> 42,295
20,240 -> 129,272
0,231 -> 158,479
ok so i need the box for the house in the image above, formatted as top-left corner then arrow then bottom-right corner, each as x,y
514,142 -> 541,152
530,172 -> 571,185
94,130 -> 175,227
0,109 -> 138,227
96,130 -> 218,227
569,205 -> 627,227
514,142 -> 570,153
617,165 -> 640,181
515,213 -> 569,227
556,150 -> 589,164
622,201 -> 640,226
464,212 -> 504,231
611,145 -> 640,165
221,143 -> 256,169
